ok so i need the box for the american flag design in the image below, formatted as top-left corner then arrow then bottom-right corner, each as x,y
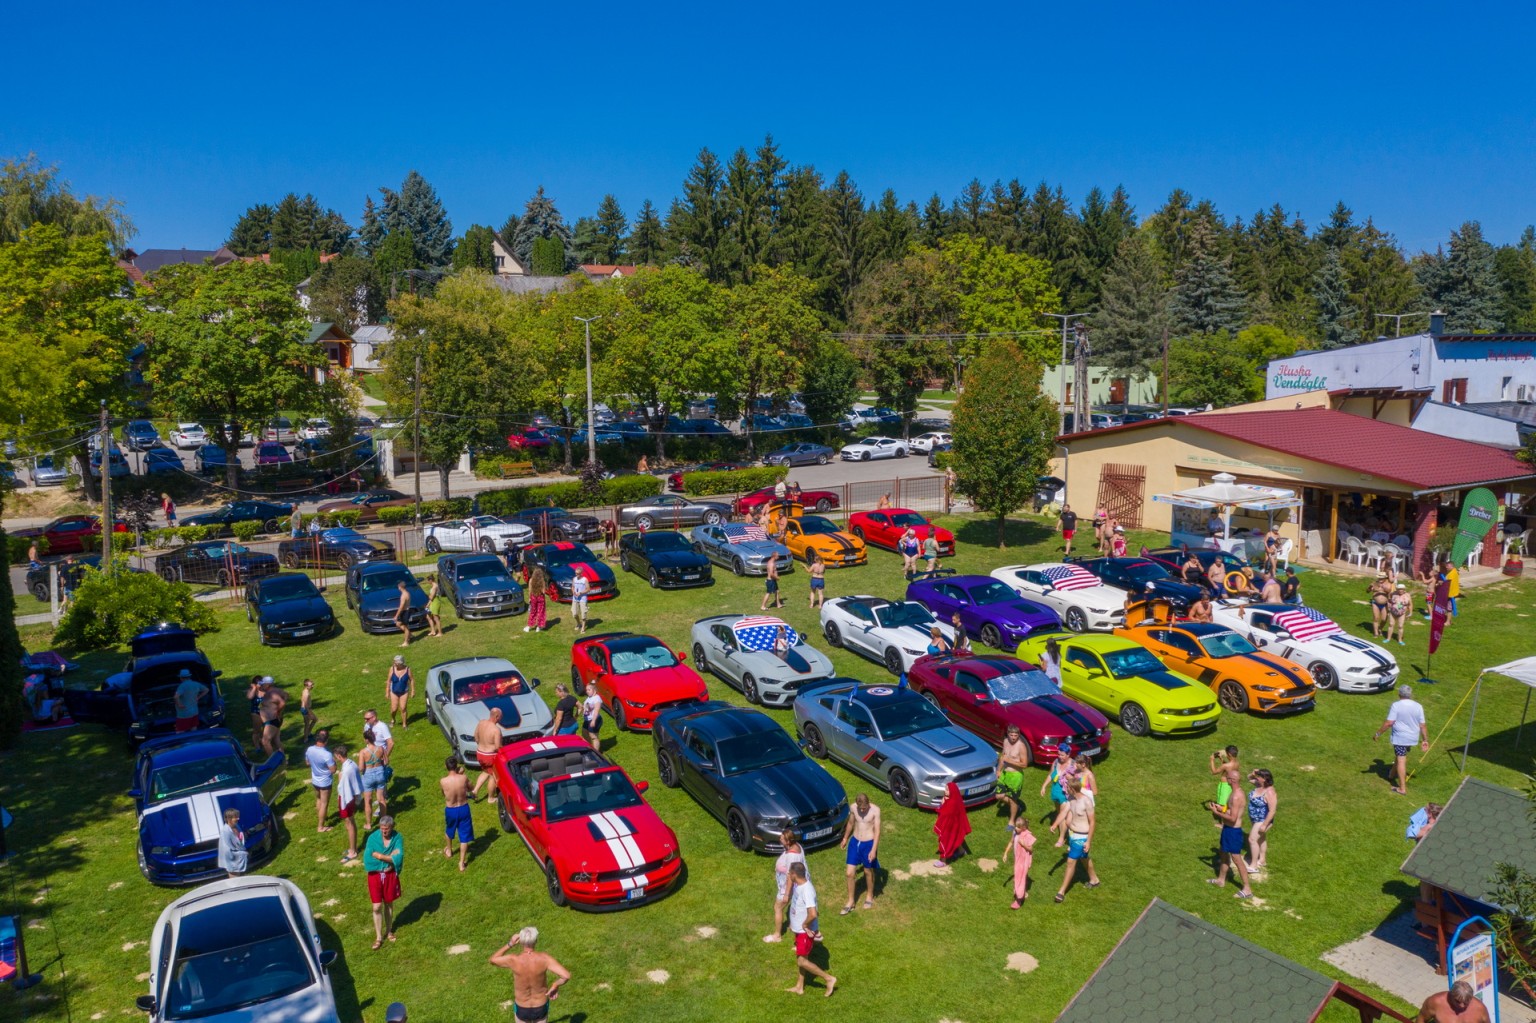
1274,606 -> 1342,642
732,616 -> 799,651
1042,564 -> 1100,592
724,523 -> 768,544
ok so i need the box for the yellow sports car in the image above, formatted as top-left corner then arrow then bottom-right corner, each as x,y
767,512 -> 866,568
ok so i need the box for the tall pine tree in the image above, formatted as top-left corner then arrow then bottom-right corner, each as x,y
379,171 -> 453,267
1312,247 -> 1357,349
511,186 -> 574,272
452,225 -> 498,273
593,194 -> 628,264
1171,219 -> 1245,335
1091,233 -> 1170,379
630,200 -> 665,266
1418,221 -> 1501,332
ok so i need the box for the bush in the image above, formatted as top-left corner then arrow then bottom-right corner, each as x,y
8,534 -> 46,565
424,498 -> 471,520
601,474 -> 662,505
478,482 -> 585,516
377,506 -> 415,526
177,524 -> 214,544
110,531 -> 137,554
230,520 -> 264,542
150,528 -> 178,549
681,465 -> 787,497
930,450 -> 955,470
55,557 -> 219,650
330,509 -> 363,528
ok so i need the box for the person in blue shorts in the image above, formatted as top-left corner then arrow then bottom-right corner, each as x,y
440,757 -> 474,872
838,793 -> 882,914
1206,776 -> 1253,899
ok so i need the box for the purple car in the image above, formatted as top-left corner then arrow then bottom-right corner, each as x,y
906,572 -> 1060,650
255,441 -> 292,466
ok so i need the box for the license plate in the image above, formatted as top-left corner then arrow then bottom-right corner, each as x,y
1193,718 -> 1213,729
1080,746 -> 1100,757
1292,697 -> 1313,706
682,573 -> 699,580
964,785 -> 990,798
625,887 -> 646,901
806,825 -> 835,840
292,629 -> 314,637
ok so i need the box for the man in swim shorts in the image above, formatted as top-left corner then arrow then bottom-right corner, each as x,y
441,756 -> 473,872
838,793 -> 881,914
1054,777 -> 1100,902
471,708 -> 503,803
489,927 -> 570,1023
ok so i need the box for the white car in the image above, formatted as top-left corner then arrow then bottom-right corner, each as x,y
423,515 -> 535,555
909,431 -> 952,453
298,420 -> 330,441
139,875 -> 341,1023
820,595 -> 957,674
840,436 -> 908,461
424,656 -> 553,764
990,563 -> 1128,633
1210,601 -> 1400,694
169,423 -> 208,449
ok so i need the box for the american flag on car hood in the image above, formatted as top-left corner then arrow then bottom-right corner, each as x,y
733,616 -> 798,650
724,523 -> 768,544
1274,606 -> 1342,641
1042,564 -> 1100,592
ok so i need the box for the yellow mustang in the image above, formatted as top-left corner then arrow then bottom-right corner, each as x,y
767,511 -> 866,568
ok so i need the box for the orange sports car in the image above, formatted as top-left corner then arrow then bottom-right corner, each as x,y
766,511 -> 867,568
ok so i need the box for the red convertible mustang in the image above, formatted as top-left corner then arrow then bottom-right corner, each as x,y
847,509 -> 955,556
491,736 -> 683,909
571,631 -> 709,732
907,653 -> 1111,766
733,486 -> 840,515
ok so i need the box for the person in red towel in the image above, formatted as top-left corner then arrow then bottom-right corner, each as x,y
932,782 -> 972,867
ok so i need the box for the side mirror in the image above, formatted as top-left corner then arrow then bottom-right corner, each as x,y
136,996 -> 157,1014
530,677 -> 542,689
212,670 -> 223,678
524,805 -> 539,817
635,780 -> 650,794
435,693 -> 448,704
854,725 -> 872,737
127,788 -> 142,799
974,693 -> 992,704
318,949 -> 338,969
676,651 -> 687,662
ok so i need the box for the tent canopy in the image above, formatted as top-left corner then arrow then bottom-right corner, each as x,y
1482,658 -> 1536,687
1151,472 -> 1301,538
1460,656 -> 1536,769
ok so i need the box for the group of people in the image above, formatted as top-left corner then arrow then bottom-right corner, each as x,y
1204,746 -> 1279,900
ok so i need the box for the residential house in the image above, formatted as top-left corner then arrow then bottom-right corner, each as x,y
579,264 -> 639,281
303,322 -> 353,382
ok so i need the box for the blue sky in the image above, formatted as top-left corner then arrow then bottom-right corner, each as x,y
6,1 -> 1533,254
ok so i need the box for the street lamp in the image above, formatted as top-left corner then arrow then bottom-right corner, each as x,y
574,316 -> 600,466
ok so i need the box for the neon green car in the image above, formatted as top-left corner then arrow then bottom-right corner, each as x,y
1016,632 -> 1221,737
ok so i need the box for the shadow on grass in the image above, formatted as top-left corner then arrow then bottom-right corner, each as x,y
952,518 -> 1054,549
391,891 -> 442,930
1451,721 -> 1536,777
314,917 -> 364,1022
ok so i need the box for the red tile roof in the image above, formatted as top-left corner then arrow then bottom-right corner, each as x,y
579,264 -> 638,277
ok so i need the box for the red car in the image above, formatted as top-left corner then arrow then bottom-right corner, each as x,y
907,653 -> 1111,765
13,515 -> 127,555
507,428 -> 554,450
733,486 -> 840,515
571,631 -> 709,732
667,462 -> 748,493
489,735 -> 683,909
847,509 -> 956,556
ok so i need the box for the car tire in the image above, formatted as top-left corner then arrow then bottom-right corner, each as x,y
703,510 -> 721,525
619,551 -> 630,572
570,666 -> 582,690
216,569 -> 233,587
851,526 -> 865,541
732,556 -> 746,576
337,552 -> 354,569
1065,607 -> 1088,633
612,702 -> 628,733
28,581 -> 48,601
823,621 -> 843,647
424,536 -> 441,554
158,565 -> 178,582
980,624 -> 1002,649
861,451 -> 871,461
888,768 -> 918,808
883,647 -> 903,675
919,687 -> 942,710
692,642 -> 709,673
657,748 -> 680,787
802,723 -> 827,759
812,498 -> 830,512
280,552 -> 300,569
1309,662 -> 1338,691
479,537 -> 496,553
726,808 -> 754,852
545,861 -> 568,907
816,454 -> 829,465
802,548 -> 816,566
498,797 -> 516,833
648,569 -> 660,589
896,448 -> 907,458
425,700 -> 437,725
1218,680 -> 1248,713
742,673 -> 761,705
1119,701 -> 1151,737
636,515 -> 654,531
262,518 -> 279,533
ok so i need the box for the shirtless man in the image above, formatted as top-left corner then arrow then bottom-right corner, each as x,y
471,709 -> 503,802
259,679 -> 288,756
838,793 -> 881,913
1053,776 -> 1100,902
489,927 -> 570,1023
440,756 -> 473,872
1209,746 -> 1241,826
1417,982 -> 1489,1023
1259,572 -> 1283,603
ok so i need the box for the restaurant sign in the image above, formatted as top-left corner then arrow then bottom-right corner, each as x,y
1272,363 -> 1327,391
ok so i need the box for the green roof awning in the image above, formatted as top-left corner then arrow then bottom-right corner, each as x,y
1401,775 -> 1536,910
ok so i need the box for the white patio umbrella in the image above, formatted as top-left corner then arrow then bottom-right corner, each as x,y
1150,472 -> 1300,539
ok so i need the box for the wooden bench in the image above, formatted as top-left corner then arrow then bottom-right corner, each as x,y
483,461 -> 535,480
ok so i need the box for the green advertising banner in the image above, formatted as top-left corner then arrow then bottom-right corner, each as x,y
1451,487 -> 1499,566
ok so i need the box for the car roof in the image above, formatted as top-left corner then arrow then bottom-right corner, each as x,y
928,654 -> 1032,676
663,700 -> 775,739
837,595 -> 891,610
356,560 -> 408,573
429,656 -> 518,675
799,676 -> 914,704
255,572 -> 316,588
1059,633 -> 1142,651
140,729 -> 241,766
443,553 -> 504,566
1170,622 -> 1237,638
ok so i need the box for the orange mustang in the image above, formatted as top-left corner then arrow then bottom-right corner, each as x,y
765,510 -> 867,568
1113,601 -> 1316,716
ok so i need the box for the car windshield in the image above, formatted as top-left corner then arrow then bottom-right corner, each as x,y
645,533 -> 692,553
451,671 -> 529,719
466,516 -> 503,528
540,545 -> 596,567
149,753 -> 249,801
889,512 -> 928,527
202,543 -> 249,558
969,580 -> 1020,605
321,528 -> 364,542
1199,630 -> 1259,657
986,670 -> 1059,704
718,730 -> 802,775
454,561 -> 511,583
1103,646 -> 1167,678
869,694 -> 950,739
361,569 -> 414,593
164,896 -> 313,1020
257,577 -> 318,604
874,602 -> 934,629
798,516 -> 839,535
606,638 -> 678,674
1119,562 -> 1171,585
543,769 -> 642,823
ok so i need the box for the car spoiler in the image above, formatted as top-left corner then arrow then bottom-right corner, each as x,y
793,675 -> 865,697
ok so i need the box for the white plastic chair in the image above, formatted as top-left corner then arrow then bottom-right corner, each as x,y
1341,534 -> 1367,566
1504,528 -> 1530,559
1465,541 -> 1483,569
1363,539 -> 1384,570
1275,538 -> 1293,571
1304,530 -> 1323,561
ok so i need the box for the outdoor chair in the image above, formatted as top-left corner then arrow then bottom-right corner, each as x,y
1504,528 -> 1530,559
1465,541 -> 1483,569
1341,534 -> 1367,566
1392,535 -> 1411,549
1274,538 -> 1293,571
1363,539 -> 1384,570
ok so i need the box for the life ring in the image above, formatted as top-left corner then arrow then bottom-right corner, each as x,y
1225,570 -> 1250,592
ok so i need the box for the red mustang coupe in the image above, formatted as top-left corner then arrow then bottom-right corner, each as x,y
906,653 -> 1110,765
733,486 -> 840,515
490,736 -> 683,909
847,509 -> 956,556
571,631 -> 709,732
506,428 -> 555,450
13,514 -> 127,555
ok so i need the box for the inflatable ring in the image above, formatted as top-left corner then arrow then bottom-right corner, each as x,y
1225,570 -> 1250,592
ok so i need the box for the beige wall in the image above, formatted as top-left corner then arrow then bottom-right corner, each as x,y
1219,389 -> 1331,413
1334,396 -> 1414,426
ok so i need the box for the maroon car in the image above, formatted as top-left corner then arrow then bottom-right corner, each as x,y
13,515 -> 127,556
507,428 -> 554,451
668,462 -> 748,493
734,486 -> 840,515
907,653 -> 1110,766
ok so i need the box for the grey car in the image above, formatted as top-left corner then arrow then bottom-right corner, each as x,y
792,678 -> 998,809
690,522 -> 794,577
423,656 -> 552,766
618,494 -> 732,530
763,442 -> 835,467
689,614 -> 834,707
435,553 -> 527,620
31,456 -> 68,486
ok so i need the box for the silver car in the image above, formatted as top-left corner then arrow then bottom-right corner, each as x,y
690,522 -> 794,576
138,875 -> 341,1023
618,493 -> 732,529
31,456 -> 68,486
424,656 -> 553,765
793,678 -> 998,809
689,614 -> 835,707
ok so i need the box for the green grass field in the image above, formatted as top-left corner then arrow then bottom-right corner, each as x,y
3,514 -> 1534,1023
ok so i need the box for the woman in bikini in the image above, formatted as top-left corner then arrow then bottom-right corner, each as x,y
1368,573 -> 1392,638
359,728 -> 388,823
1385,582 -> 1412,646
926,625 -> 951,656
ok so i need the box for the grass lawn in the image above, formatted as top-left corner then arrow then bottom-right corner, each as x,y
4,514 -> 1535,1023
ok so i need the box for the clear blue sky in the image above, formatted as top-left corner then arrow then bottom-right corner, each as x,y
6,1 -> 1533,254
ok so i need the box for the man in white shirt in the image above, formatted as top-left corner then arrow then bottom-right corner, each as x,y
304,730 -> 336,832
785,863 -> 836,997
363,709 -> 395,764
1374,684 -> 1429,795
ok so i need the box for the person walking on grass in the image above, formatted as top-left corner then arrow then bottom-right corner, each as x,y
1054,776 -> 1100,902
899,527 -> 920,577
1375,684 -> 1428,796
933,782 -> 971,867
471,709 -> 504,803
299,679 -> 317,744
365,815 -> 403,948
525,566 -> 549,632
997,725 -> 1029,831
1244,768 -> 1277,872
1386,583 -> 1412,646
581,681 -> 603,752
305,730 -> 336,833
489,928 -> 570,1023
839,793 -> 881,914
550,683 -> 578,736
785,863 -> 836,997
1368,572 -> 1392,638
762,556 -> 783,611
1109,524 -> 1127,558
441,756 -> 473,872
386,655 -> 413,730
393,580 -> 414,648
766,828 -> 808,943
1207,777 -> 1254,899
570,570 -> 589,634
807,553 -> 825,608
1058,503 -> 1078,557
359,728 -> 388,823
424,578 -> 446,638
1042,743 -> 1076,842
1002,814 -> 1036,909
333,742 -> 361,864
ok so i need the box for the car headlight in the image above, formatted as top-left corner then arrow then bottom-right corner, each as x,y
263,623 -> 279,632
662,849 -> 679,864
758,816 -> 790,831
570,871 -> 594,883
245,822 -> 267,835
1088,607 -> 1107,614
150,846 -> 173,856
1251,684 -> 1281,693
901,647 -> 923,655
624,699 -> 647,709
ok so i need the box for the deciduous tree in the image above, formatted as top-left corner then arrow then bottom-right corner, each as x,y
452,225 -> 498,273
307,254 -> 381,332
727,266 -> 823,455
0,154 -> 133,251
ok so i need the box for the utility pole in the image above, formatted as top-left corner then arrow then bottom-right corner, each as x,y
412,350 -> 423,529
1072,325 -> 1091,431
1161,327 -> 1170,415
1374,312 -> 1431,338
574,315 -> 600,466
99,400 -> 112,563
1042,312 -> 1088,434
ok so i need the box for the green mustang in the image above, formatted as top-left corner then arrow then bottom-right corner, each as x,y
1016,632 -> 1221,737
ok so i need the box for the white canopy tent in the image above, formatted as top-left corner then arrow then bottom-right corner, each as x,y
1150,472 -> 1302,551
1460,657 -> 1536,770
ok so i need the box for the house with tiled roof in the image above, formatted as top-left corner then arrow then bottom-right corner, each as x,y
579,264 -> 639,281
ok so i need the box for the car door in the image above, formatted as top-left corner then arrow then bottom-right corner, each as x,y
587,647 -> 618,711
1060,645 -> 1112,709
919,584 -> 961,629
841,602 -> 880,657
940,583 -> 983,636
694,525 -> 723,565
829,700 -> 878,777
1010,569 -> 1057,611
679,730 -> 733,821
63,687 -> 131,729
706,624 -> 743,686
947,670 -> 994,737
1151,629 -> 1203,677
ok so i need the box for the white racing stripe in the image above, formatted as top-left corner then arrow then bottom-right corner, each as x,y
142,786 -> 259,844
619,874 -> 649,890
590,810 -> 644,870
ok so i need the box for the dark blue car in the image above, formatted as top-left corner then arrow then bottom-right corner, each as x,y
344,561 -> 428,634
245,573 -> 337,645
62,623 -> 226,742
131,729 -> 285,884
144,448 -> 183,475
906,572 -> 1060,650
1070,556 -> 1204,611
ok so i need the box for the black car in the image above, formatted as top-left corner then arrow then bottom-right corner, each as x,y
520,542 -> 619,603
277,527 -> 396,569
63,624 -> 226,743
178,500 -> 295,535
652,701 -> 849,854
24,553 -> 123,601
1070,555 -> 1204,610
436,553 -> 527,620
345,561 -> 428,634
618,530 -> 713,589
507,506 -> 602,543
156,541 -> 280,587
245,573 -> 337,645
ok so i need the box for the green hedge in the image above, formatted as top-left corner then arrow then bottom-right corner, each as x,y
476,474 -> 660,516
425,498 -> 473,519
329,509 -> 363,528
602,474 -> 663,505
110,532 -> 137,553
9,534 -> 47,565
176,524 -> 215,544
230,520 -> 264,542
930,451 -> 955,470
680,465 -> 787,497
377,506 -> 415,526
